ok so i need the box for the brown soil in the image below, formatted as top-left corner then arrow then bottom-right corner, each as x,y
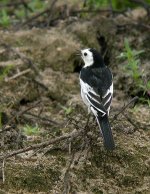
0,4 -> 150,194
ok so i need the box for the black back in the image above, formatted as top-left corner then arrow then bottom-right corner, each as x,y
80,66 -> 112,96
80,49 -> 112,96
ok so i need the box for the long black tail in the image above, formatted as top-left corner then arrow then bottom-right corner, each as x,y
96,114 -> 115,150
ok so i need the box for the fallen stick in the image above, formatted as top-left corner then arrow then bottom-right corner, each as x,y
5,68 -> 31,82
122,112 -> 139,130
23,112 -> 61,126
0,101 -> 41,134
0,129 -> 83,160
0,59 -> 23,67
0,42 -> 40,75
63,153 -> 75,194
72,8 -> 126,14
111,96 -> 139,124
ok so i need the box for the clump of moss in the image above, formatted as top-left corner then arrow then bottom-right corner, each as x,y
4,163 -> 61,192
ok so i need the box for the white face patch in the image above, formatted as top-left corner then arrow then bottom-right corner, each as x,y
81,48 -> 94,67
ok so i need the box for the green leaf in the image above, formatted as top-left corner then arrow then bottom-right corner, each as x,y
23,124 -> 40,136
0,9 -> 11,27
0,65 -> 12,82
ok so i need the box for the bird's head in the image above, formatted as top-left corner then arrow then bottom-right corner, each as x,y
81,48 -> 104,68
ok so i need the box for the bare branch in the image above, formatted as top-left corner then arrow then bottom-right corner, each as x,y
0,42 -> 40,75
63,153 -> 75,194
47,0 -> 58,26
5,68 -> 31,82
0,129 -> 83,160
0,0 -> 30,8
111,96 -> 139,124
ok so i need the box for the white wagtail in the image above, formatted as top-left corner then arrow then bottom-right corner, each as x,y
79,48 -> 115,150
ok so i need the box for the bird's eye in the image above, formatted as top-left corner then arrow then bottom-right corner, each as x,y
84,52 -> 87,56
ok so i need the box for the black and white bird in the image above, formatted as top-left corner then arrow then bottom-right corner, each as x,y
79,48 -> 115,150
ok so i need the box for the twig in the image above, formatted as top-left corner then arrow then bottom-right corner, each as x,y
111,96 -> 139,124
0,101 -> 41,134
1,42 -> 40,75
41,145 -> 64,157
47,0 -> 58,26
21,0 -> 33,15
32,78 -> 49,91
72,8 -> 126,15
5,68 -> 31,82
0,59 -> 23,67
74,140 -> 87,164
0,0 -> 30,8
63,153 -> 75,194
122,112 -> 139,130
133,21 -> 150,30
0,126 -> 14,134
0,129 -> 83,160
15,101 -> 41,118
20,7 -> 51,27
2,160 -> 5,183
23,112 -> 61,126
